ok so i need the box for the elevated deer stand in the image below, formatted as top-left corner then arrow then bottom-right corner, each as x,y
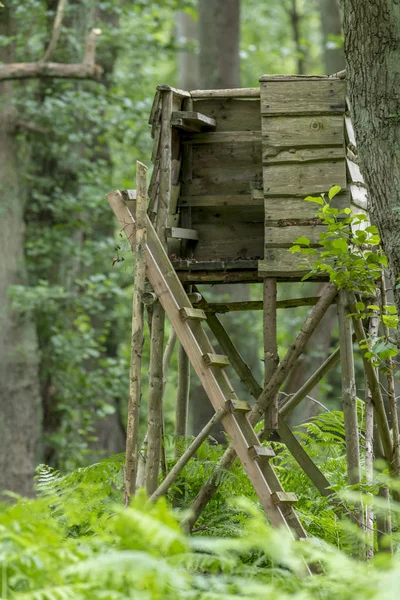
107,75 -> 395,557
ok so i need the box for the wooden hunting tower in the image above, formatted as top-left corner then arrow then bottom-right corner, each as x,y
107,74 -> 385,559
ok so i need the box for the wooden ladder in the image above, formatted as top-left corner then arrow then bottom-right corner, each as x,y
109,191 -> 308,543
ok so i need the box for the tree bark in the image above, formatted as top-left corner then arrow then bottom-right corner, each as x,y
0,8 -> 42,496
341,0 -> 400,341
176,11 -> 199,90
198,0 -> 240,89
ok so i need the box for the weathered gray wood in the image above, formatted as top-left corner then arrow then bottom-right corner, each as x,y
248,445 -> 275,459
173,260 -> 259,272
181,131 -> 261,144
192,222 -> 264,261
124,162 -> 147,502
191,140 -> 262,169
190,87 -> 260,98
179,307 -> 207,321
263,146 -> 344,163
167,227 -> 199,241
157,91 -> 173,245
338,290 -> 362,490
263,279 -> 279,431
271,491 -> 298,504
175,343 -> 190,455
258,249 -> 323,278
149,89 -> 161,125
197,296 -> 335,313
171,110 -> 216,132
263,160 -> 347,196
346,155 -> 364,183
151,122 -> 161,164
265,225 -> 324,248
225,398 -> 251,412
350,184 -> 368,209
179,194 -> 263,207
264,192 -> 350,221
177,270 -> 262,284
157,84 -> 191,98
203,353 -> 230,368
260,77 -> 346,115
262,115 -> 344,147
191,206 -> 264,226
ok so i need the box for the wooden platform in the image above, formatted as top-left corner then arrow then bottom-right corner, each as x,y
147,77 -> 356,283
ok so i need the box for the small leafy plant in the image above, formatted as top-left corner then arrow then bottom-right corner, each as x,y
289,186 -> 387,295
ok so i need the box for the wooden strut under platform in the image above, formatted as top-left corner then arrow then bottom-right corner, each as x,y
108,190 -> 310,548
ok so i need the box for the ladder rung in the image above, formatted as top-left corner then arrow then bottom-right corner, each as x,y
225,398 -> 251,412
179,307 -> 207,321
271,491 -> 298,505
248,445 -> 275,460
171,110 -> 216,132
203,353 -> 230,368
166,227 -> 199,241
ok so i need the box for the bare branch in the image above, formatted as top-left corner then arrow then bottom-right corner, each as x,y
83,28 -> 102,66
42,0 -> 69,63
0,60 -> 102,81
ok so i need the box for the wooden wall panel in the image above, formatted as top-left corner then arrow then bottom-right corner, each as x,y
263,160 -> 347,197
262,115 -> 344,149
260,77 -> 346,115
192,222 -> 264,261
192,98 -> 261,132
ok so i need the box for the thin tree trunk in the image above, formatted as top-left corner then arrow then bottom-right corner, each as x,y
124,162 -> 147,502
176,11 -> 199,90
0,7 -> 41,497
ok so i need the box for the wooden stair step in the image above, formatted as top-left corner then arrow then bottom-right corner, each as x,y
225,398 -> 251,412
271,491 -> 298,505
248,445 -> 276,460
202,353 -> 230,368
171,111 -> 216,132
166,227 -> 199,241
179,307 -> 207,321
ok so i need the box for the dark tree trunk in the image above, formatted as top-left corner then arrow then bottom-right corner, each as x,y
0,8 -> 42,496
341,0 -> 400,342
198,0 -> 240,89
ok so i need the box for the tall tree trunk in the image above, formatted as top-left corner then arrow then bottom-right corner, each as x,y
198,0 -> 240,89
341,1 -> 400,343
0,8 -> 41,496
319,0 -> 344,74
176,11 -> 199,90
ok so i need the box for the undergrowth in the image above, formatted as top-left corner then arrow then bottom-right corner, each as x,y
0,410 -> 399,599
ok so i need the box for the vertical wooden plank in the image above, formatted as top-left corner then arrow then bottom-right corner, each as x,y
125,161 -> 147,503
263,279 -> 279,431
146,90 -> 172,494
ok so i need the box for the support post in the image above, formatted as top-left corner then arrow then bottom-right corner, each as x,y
124,161 -> 147,503
380,275 -> 400,476
337,290 -> 362,488
145,90 -> 172,494
263,279 -> 279,431
347,292 -> 392,463
175,344 -> 190,457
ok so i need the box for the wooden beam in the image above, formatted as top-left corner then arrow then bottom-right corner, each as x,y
263,279 -> 279,431
171,111 -> 216,132
190,87 -> 260,98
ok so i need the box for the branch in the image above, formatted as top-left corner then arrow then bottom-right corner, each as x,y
0,29 -> 103,82
42,0 -> 69,63
15,120 -> 50,135
0,61 -> 102,81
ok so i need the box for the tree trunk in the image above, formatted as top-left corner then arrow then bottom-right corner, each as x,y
198,0 -> 240,89
0,8 -> 41,496
176,11 -> 199,90
341,1 -> 400,342
319,0 -> 345,74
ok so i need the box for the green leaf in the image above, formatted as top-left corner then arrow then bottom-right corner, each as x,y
384,305 -> 397,314
289,245 -> 301,253
304,195 -> 324,205
294,236 -> 310,246
332,239 -> 348,253
367,305 -> 379,311
328,185 -> 341,200
355,301 -> 365,311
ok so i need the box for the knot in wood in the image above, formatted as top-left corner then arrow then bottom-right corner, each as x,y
310,119 -> 323,131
